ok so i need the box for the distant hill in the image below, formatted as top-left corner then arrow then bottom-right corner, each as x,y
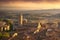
0,9 -> 60,19
0,9 -> 60,14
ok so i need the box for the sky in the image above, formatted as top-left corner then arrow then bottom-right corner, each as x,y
0,0 -> 60,10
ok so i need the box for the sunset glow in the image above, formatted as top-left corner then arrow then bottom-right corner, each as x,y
0,0 -> 60,10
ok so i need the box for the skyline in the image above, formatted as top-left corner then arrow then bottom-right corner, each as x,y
0,0 -> 60,10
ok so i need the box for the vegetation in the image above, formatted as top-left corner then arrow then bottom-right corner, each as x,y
3,32 -> 10,37
0,32 -> 2,39
0,32 -> 10,40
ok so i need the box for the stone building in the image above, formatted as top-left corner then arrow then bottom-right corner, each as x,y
0,21 -> 10,31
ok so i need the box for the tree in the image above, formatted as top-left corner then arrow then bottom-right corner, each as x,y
3,32 -> 10,37
0,32 -> 2,39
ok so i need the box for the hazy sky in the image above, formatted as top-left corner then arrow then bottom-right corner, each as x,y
0,0 -> 60,10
